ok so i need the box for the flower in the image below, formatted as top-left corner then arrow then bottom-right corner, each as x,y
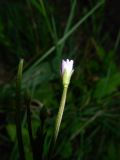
62,59 -> 74,87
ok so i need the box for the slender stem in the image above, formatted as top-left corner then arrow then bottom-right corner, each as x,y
25,90 -> 36,160
48,86 -> 68,160
15,59 -> 25,160
54,86 -> 68,144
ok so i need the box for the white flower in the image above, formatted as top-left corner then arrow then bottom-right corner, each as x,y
62,59 -> 74,87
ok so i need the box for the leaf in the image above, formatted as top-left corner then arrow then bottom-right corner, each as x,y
107,141 -> 117,160
94,72 -> 120,99
59,142 -> 72,159
6,124 -> 16,141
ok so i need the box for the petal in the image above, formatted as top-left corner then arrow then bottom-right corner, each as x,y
66,59 -> 69,63
67,60 -> 73,72
62,60 -> 66,74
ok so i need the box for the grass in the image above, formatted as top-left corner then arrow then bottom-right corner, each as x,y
0,0 -> 120,160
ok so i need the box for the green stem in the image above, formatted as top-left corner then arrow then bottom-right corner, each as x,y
15,59 -> 25,160
25,90 -> 36,160
48,86 -> 68,160
54,86 -> 68,144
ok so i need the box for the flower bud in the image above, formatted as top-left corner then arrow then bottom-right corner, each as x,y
62,59 -> 74,87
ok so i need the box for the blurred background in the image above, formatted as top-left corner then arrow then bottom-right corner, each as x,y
0,0 -> 120,159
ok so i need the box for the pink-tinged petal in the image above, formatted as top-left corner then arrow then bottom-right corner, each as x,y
66,59 -> 69,63
69,60 -> 73,71
62,60 -> 66,74
70,60 -> 73,66
67,60 -> 73,73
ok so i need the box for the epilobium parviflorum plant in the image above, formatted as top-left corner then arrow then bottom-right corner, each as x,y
15,59 -> 74,160
54,59 -> 74,144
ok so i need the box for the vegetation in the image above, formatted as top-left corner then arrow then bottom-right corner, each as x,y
0,0 -> 120,160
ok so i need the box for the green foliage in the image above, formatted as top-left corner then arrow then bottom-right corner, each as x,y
0,0 -> 120,160
6,124 -> 16,142
94,72 -> 120,99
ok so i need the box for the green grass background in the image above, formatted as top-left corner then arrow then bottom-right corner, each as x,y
0,0 -> 120,160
